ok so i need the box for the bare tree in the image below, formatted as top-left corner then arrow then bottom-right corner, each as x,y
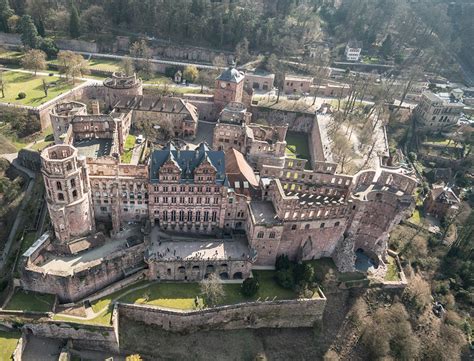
0,71 -> 8,98
21,49 -> 47,76
120,56 -> 135,76
200,273 -> 225,307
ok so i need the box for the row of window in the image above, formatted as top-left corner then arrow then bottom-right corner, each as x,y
152,196 -> 219,205
152,185 -> 220,193
153,210 -> 218,223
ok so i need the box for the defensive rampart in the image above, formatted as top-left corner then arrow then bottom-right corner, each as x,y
116,291 -> 326,333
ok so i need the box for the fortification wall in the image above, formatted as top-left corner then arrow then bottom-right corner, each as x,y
21,243 -> 146,303
116,294 -> 326,333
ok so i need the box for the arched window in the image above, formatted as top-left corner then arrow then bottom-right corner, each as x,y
56,181 -> 62,191
58,193 -> 64,201
269,232 -> 275,239
257,231 -> 264,239
72,190 -> 77,199
320,223 -> 325,228
305,224 -> 310,230
335,221 -> 340,227
70,178 -> 76,188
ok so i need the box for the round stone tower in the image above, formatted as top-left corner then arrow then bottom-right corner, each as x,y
41,144 -> 95,243
103,72 -> 143,108
49,101 -> 87,144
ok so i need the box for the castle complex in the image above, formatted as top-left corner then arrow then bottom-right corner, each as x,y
20,67 -> 417,303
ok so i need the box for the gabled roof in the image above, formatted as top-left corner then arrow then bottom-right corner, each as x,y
150,142 -> 226,184
225,148 -> 259,188
431,185 -> 460,204
113,95 -> 198,122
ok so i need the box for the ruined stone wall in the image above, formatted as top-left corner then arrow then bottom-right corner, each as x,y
21,243 -> 146,303
116,295 -> 326,333
250,107 -> 315,132
24,322 -> 118,353
278,219 -> 347,261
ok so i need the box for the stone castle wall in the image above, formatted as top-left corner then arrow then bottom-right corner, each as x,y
23,322 -> 119,353
21,243 -> 146,303
116,294 -> 326,333
250,107 -> 315,133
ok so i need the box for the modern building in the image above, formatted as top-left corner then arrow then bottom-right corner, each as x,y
414,91 -> 465,130
344,41 -> 362,61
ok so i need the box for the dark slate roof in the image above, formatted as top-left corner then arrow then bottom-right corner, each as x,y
150,142 -> 227,184
217,66 -> 245,83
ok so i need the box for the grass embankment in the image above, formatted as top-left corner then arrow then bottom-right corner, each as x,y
0,331 -> 21,360
0,123 -> 53,153
121,134 -> 136,163
0,71 -> 78,106
59,271 -> 297,326
5,289 -> 55,313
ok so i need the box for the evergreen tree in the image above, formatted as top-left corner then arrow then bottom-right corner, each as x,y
0,0 -> 14,32
69,2 -> 80,38
380,34 -> 393,58
10,0 -> 26,16
19,15 -> 40,49
36,18 -> 45,37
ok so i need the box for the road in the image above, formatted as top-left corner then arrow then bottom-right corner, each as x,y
75,51 -> 224,71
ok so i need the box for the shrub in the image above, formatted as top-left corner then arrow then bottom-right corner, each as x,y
294,263 -> 315,285
241,277 -> 259,297
275,268 -> 294,289
17,92 -> 26,99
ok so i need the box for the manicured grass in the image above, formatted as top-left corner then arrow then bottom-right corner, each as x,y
121,134 -> 136,163
0,331 -> 21,360
87,58 -> 121,72
85,271 -> 298,325
0,50 -> 23,59
5,289 -> 55,313
143,74 -> 173,85
0,71 -> 79,106
385,255 -> 401,281
285,131 -> 311,162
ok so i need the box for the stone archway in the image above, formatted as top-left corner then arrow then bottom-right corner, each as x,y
219,272 -> 229,280
232,272 -> 243,280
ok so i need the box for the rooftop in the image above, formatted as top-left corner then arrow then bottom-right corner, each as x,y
150,142 -> 226,184
217,66 -> 245,83
74,138 -> 113,158
249,201 -> 281,226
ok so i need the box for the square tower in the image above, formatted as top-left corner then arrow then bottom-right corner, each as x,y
214,64 -> 245,113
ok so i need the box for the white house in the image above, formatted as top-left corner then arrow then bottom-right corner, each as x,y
344,41 -> 362,62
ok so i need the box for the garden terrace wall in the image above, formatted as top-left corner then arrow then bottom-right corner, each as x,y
116,293 -> 326,333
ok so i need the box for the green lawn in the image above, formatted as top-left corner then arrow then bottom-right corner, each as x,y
0,71 -> 79,106
385,255 -> 401,281
5,289 -> 55,313
121,134 -> 136,163
87,58 -> 121,72
285,131 -> 311,163
84,271 -> 298,325
0,331 -> 21,360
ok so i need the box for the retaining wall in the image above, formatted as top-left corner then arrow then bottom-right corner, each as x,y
116,292 -> 326,333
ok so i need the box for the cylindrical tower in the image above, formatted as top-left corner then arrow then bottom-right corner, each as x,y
103,72 -> 143,108
41,144 -> 95,243
49,101 -> 88,144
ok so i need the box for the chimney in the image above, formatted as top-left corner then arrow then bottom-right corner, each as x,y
91,100 -> 100,115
